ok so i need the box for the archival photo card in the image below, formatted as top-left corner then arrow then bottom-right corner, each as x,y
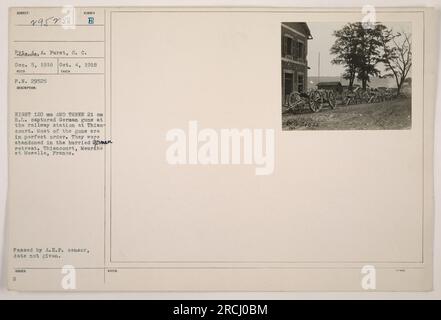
6,7 -> 437,292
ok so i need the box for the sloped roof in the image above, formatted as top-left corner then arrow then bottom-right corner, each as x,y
282,22 -> 312,39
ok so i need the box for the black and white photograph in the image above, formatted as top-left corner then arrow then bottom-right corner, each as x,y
281,22 -> 412,130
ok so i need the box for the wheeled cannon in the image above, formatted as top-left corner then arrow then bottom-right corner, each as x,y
283,89 -> 336,114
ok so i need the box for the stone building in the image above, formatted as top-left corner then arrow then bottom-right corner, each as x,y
281,22 -> 312,105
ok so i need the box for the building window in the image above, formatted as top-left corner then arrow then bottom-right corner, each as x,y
297,40 -> 304,60
283,35 -> 294,57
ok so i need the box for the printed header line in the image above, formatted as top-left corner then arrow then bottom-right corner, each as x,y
15,24 -> 104,27
13,40 -> 104,43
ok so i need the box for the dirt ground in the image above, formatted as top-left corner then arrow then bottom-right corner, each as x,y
282,97 -> 411,130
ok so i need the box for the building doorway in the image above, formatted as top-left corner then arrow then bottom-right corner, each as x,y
283,72 -> 294,105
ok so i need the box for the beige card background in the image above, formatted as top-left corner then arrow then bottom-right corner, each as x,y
6,6 -> 438,292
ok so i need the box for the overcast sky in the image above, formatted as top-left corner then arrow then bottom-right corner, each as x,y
307,22 -> 412,77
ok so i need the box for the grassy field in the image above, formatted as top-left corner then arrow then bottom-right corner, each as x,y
282,97 -> 411,130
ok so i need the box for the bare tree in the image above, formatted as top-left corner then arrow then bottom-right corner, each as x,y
381,30 -> 412,96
